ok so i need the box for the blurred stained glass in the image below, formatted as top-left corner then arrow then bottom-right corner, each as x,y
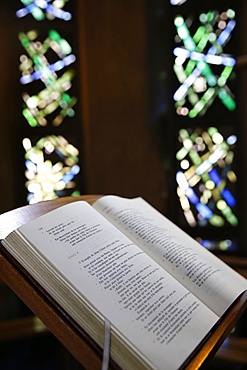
19,29 -> 77,127
23,135 -> 81,204
16,0 -> 72,21
176,126 -> 238,229
196,237 -> 237,252
173,8 -> 236,118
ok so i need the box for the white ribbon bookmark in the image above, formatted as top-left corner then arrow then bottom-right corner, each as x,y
102,319 -> 111,370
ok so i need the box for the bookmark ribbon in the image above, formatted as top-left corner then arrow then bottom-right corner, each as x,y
102,319 -> 111,370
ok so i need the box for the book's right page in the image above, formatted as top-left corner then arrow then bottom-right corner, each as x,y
93,196 -> 247,317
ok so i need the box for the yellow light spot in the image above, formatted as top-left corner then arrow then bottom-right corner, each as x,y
217,199 -> 227,210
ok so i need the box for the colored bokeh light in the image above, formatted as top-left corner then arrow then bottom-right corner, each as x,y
16,0 -> 72,21
176,127 -> 238,228
19,29 -> 77,127
23,135 -> 81,204
170,0 -> 188,5
196,237 -> 237,252
173,9 -> 236,118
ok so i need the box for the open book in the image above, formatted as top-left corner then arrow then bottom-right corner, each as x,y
1,195 -> 247,370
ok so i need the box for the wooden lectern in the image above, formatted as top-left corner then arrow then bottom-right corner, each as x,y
0,195 -> 247,370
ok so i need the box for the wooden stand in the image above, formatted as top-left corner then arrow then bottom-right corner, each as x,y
0,195 -> 247,370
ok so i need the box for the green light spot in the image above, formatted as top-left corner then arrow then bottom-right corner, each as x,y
197,34 -> 209,52
207,127 -> 218,137
185,60 -> 196,75
176,147 -> 188,161
207,11 -> 214,22
207,75 -> 217,87
174,16 -> 184,27
62,93 -> 71,103
219,240 -> 230,250
60,39 -> 72,54
227,214 -> 238,226
23,109 -> 38,127
67,108 -> 75,117
37,137 -> 46,148
218,77 -> 226,87
227,9 -> 235,19
189,93 -> 199,105
193,26 -> 205,43
188,109 -> 197,118
204,87 -> 215,100
179,129 -> 189,139
199,13 -> 208,24
49,30 -> 61,42
221,66 -> 233,79
218,89 -> 227,99
32,8 -> 45,21
19,33 -> 30,48
72,191 -> 81,196
197,61 -> 206,71
22,0 -> 32,5
209,215 -> 224,227
218,89 -> 236,111
208,33 -> 216,42
190,150 -> 201,166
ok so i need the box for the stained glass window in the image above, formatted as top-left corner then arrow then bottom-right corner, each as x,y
168,1 -> 241,252
23,135 -> 80,203
16,0 -> 72,21
19,29 -> 77,127
173,8 -> 236,118
16,0 -> 83,204
176,127 -> 238,228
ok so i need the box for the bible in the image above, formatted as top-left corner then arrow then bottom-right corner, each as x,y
1,195 -> 247,370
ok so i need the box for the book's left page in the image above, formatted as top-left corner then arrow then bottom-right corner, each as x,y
3,201 -> 218,370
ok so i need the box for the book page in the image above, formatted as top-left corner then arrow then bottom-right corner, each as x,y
8,201 -> 218,370
93,196 -> 247,317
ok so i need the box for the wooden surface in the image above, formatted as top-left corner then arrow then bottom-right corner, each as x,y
215,336 -> 247,365
0,315 -> 47,342
0,195 -> 247,370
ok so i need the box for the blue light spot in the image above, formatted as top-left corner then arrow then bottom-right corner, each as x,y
222,189 -> 236,207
